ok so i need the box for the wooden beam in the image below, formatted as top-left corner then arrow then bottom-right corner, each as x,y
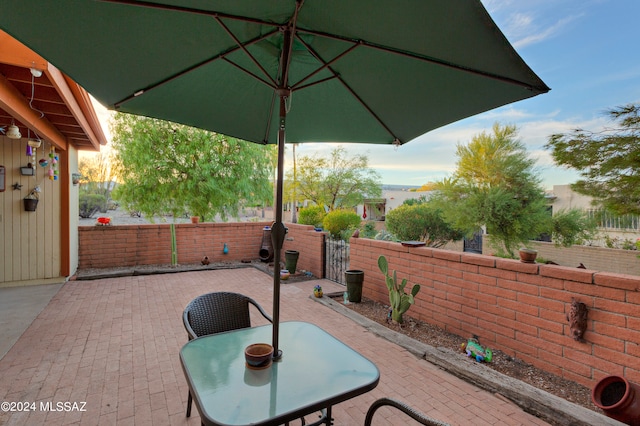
0,31 -> 48,71
48,66 -> 105,151
0,72 -> 68,150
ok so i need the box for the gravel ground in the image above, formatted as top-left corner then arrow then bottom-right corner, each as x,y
343,297 -> 600,413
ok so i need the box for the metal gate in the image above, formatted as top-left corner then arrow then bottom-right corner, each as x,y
463,231 -> 483,254
324,235 -> 349,285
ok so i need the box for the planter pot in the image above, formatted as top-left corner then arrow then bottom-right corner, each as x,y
345,270 -> 364,303
284,250 -> 299,274
190,216 -> 200,224
280,270 -> 290,280
592,375 -> 640,426
519,248 -> 538,263
23,198 -> 38,212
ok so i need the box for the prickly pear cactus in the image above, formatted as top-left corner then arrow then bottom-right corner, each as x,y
378,255 -> 420,323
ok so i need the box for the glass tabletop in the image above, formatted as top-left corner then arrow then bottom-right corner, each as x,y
180,321 -> 380,426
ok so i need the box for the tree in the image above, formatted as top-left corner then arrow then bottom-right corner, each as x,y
385,202 -> 463,247
78,152 -> 116,196
546,103 -> 640,215
289,146 -> 382,210
431,123 -> 551,256
109,113 -> 275,221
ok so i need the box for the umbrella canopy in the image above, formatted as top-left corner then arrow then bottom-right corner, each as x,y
0,0 -> 549,357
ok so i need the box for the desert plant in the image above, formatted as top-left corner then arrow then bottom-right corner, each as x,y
359,221 -> 378,239
298,205 -> 326,227
322,209 -> 361,238
385,203 -> 464,247
377,255 -> 421,323
79,193 -> 106,218
374,230 -> 396,241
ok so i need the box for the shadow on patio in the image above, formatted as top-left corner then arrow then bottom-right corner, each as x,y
0,267 -> 566,425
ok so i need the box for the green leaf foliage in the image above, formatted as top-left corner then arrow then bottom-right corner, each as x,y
431,123 -> 551,256
385,203 -> 463,247
546,103 -> 640,215
79,194 -> 106,218
297,205 -> 326,227
322,209 -> 361,238
288,146 -> 382,211
550,208 -> 598,247
108,113 -> 275,222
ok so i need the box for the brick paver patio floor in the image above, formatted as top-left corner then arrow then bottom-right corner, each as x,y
0,268 -> 550,425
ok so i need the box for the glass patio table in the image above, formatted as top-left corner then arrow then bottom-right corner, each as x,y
180,321 -> 380,426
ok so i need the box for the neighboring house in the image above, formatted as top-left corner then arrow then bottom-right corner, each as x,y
0,31 -> 107,287
548,184 -> 640,245
356,185 -> 425,222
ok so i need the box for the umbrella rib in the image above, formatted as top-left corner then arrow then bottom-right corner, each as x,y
221,58 -> 275,90
295,37 -> 400,143
297,28 -> 549,93
290,41 -> 360,90
214,16 -> 278,88
113,29 -> 278,108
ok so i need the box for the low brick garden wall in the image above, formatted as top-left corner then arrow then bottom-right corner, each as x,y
349,238 -> 640,389
79,224 -> 640,388
78,222 -> 325,278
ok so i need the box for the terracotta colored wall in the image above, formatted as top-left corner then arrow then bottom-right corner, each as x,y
349,238 -> 640,389
78,222 -> 326,278
79,225 -> 640,388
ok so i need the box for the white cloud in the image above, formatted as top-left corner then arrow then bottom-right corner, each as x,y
512,14 -> 581,49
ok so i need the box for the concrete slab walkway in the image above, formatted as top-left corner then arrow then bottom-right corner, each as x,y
0,268 -> 564,425
0,283 -> 63,360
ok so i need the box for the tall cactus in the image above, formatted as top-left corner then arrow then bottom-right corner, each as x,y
378,255 -> 421,324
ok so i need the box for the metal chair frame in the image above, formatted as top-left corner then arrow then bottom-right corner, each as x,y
182,291 -> 272,418
364,398 -> 449,426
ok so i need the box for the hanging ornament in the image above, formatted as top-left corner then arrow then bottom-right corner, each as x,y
49,146 -> 59,181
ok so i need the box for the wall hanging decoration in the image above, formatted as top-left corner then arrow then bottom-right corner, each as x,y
23,186 -> 40,212
48,146 -> 58,181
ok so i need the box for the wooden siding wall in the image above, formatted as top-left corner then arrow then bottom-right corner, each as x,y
1,136 -> 62,284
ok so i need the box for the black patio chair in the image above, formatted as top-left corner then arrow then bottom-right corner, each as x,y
183,291 -> 272,418
364,398 -> 450,426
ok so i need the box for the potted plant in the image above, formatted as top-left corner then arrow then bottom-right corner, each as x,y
518,248 -> 538,263
377,255 -> 420,324
72,172 -> 82,185
23,187 -> 39,212
313,285 -> 323,298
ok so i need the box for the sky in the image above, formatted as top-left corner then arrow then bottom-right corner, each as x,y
90,0 -> 640,190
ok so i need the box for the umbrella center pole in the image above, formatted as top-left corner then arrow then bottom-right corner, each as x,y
271,93 -> 289,361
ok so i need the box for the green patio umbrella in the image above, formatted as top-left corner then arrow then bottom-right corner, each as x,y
0,0 -> 549,358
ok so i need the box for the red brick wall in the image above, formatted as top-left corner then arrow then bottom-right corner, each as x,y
78,222 -> 326,278
349,238 -> 640,389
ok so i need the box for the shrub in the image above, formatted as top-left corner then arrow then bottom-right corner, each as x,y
322,209 -> 361,238
359,221 -> 378,239
79,194 -> 106,218
550,208 -> 598,247
385,203 -> 463,247
298,205 -> 326,227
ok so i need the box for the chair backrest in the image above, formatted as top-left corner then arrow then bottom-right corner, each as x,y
183,292 -> 269,340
